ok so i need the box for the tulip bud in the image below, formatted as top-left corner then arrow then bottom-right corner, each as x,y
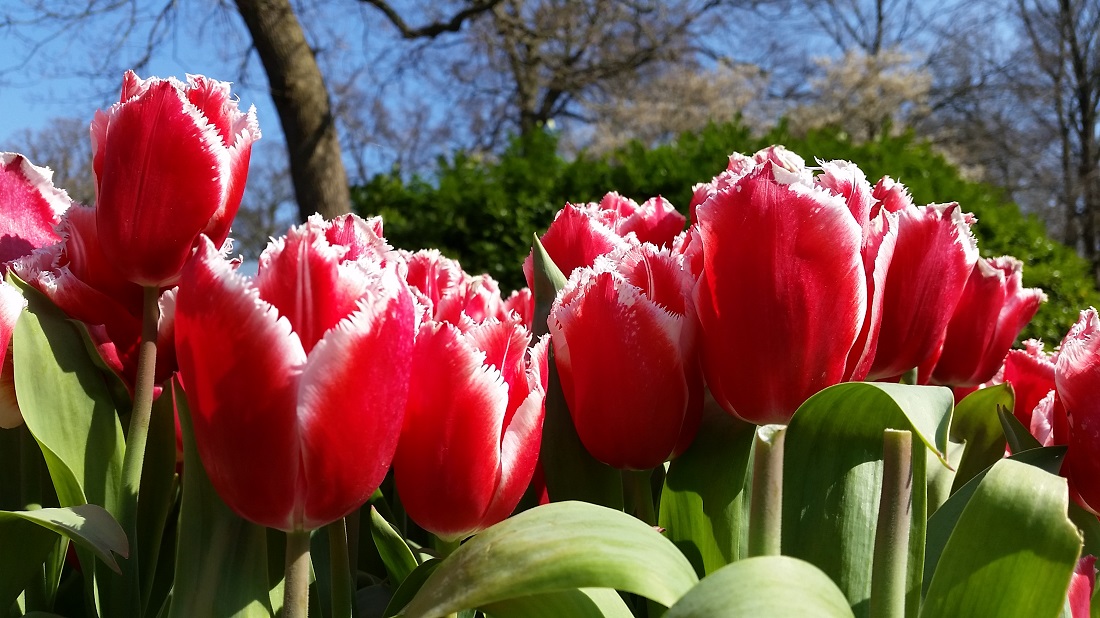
93,71 -> 260,287
550,244 -> 701,469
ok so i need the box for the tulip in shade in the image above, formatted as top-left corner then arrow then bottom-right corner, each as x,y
926,257 -> 1046,387
550,244 -> 702,469
174,216 -> 415,531
394,317 -> 548,540
94,71 -> 260,287
1068,555 -> 1097,618
692,153 -> 895,424
1054,309 -> 1100,514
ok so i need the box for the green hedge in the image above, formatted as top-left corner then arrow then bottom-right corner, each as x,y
352,122 -> 1098,343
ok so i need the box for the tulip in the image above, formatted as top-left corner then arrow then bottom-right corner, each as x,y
1054,308 -> 1100,514
550,244 -> 702,469
864,178 -> 979,381
0,282 -> 26,428
394,317 -> 548,540
174,215 -> 416,531
1068,556 -> 1097,618
596,192 -> 686,247
1001,339 -> 1057,431
692,151 -> 895,424
925,257 -> 1046,387
401,249 -> 512,329
523,202 -> 632,286
93,71 -> 260,287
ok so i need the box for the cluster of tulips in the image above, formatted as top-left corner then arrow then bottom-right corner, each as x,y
2,70 -> 1100,618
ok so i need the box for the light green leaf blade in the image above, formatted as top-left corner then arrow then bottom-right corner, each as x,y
9,273 -> 125,512
999,406 -> 1043,454
0,504 -> 128,572
782,382 -> 953,617
950,383 -> 1013,492
483,588 -> 634,618
665,556 -> 855,618
659,401 -> 753,577
370,505 -> 418,585
921,458 -> 1081,618
169,379 -> 273,618
400,501 -> 698,618
384,559 -> 441,618
924,445 -> 1067,595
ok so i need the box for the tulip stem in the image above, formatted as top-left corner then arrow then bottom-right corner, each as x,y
284,529 -> 312,618
328,518 -> 354,618
623,469 -> 656,525
747,424 -> 785,557
116,285 -> 161,612
869,429 -> 913,618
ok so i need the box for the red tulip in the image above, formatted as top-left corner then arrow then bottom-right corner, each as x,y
925,257 -> 1045,387
865,179 -> 979,380
0,282 -> 25,429
394,317 -> 548,540
550,244 -> 701,469
523,202 -> 632,286
93,71 -> 260,287
401,249 -> 512,329
692,152 -> 895,424
174,215 -> 415,531
596,192 -> 686,247
1068,555 -> 1096,618
1054,309 -> 1100,514
1001,339 -> 1058,431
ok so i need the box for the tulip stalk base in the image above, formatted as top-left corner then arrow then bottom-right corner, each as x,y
748,425 -> 785,557
284,530 -> 312,618
328,518 -> 353,618
624,469 -> 656,526
869,429 -> 913,618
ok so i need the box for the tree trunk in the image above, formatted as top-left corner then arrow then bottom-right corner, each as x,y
235,0 -> 351,222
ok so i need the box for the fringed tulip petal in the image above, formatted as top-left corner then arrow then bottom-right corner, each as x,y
395,322 -> 510,540
176,237 -> 307,530
1056,309 -> 1100,514
0,153 -> 68,264
297,273 -> 414,530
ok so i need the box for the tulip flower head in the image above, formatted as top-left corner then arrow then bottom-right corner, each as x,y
1054,308 -> 1100,514
93,71 -> 260,287
175,215 -> 415,531
394,316 -> 548,541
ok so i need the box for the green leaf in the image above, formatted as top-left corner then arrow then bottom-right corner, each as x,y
782,382 -> 953,617
998,406 -> 1042,454
384,559 -> 441,618
926,441 -> 964,516
482,588 -> 634,618
169,379 -> 274,618
921,459 -> 1081,618
950,384 -> 1013,491
400,501 -> 698,618
138,384 -> 181,613
659,403 -> 753,576
9,273 -> 125,513
664,556 -> 855,618
0,504 -> 128,610
924,445 -> 1068,595
530,236 -> 623,509
371,506 -> 419,585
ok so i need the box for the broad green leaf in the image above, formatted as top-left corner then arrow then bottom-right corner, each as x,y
926,441 -> 964,516
0,504 -> 128,610
482,588 -> 634,618
659,401 -> 753,577
782,382 -> 953,617
10,274 -> 125,513
950,384 -> 1013,491
664,556 -> 855,618
400,501 -> 698,618
530,236 -> 623,509
371,506 -> 419,585
921,459 -> 1081,618
169,379 -> 273,618
999,406 -> 1042,454
924,446 -> 1067,595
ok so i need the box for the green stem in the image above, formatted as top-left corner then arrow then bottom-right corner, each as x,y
345,508 -> 361,592
284,529 -> 312,618
623,469 -> 656,526
869,429 -> 913,618
328,518 -> 353,618
747,424 -> 785,557
115,285 -> 161,612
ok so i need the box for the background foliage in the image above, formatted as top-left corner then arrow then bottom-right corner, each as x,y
353,121 -> 1099,344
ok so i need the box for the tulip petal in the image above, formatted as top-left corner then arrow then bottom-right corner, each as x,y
0,281 -> 26,428
297,272 -> 415,530
1056,308 -> 1100,513
175,237 -> 307,531
395,323 -> 509,540
0,153 -> 68,264
479,382 -> 545,529
523,203 -> 630,286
